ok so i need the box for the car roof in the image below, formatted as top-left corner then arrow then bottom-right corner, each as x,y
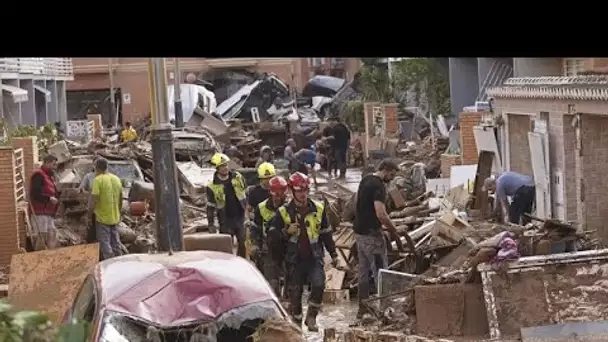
92,251 -> 278,326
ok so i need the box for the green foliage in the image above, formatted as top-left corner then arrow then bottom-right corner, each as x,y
392,58 -> 450,116
0,301 -> 89,342
358,64 -> 391,103
353,58 -> 451,118
0,122 -> 60,155
341,101 -> 365,132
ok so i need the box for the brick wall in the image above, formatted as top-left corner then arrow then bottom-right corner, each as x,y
440,153 -> 462,178
459,112 -> 482,165
0,148 -> 20,269
362,102 -> 399,139
12,137 -> 38,195
580,115 -> 608,241
382,103 -> 399,136
507,114 -> 533,176
494,97 -> 608,234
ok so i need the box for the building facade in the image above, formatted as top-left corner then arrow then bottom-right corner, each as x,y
300,58 -> 361,80
448,58 -> 605,117
0,58 -> 73,129
67,58 -> 362,126
487,73 -> 608,243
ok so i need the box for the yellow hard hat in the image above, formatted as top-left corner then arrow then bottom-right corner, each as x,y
257,162 -> 276,179
210,152 -> 230,167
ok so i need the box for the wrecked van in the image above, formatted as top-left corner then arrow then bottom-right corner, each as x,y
64,251 -> 289,341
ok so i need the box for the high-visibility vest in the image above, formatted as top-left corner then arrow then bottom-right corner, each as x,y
278,199 -> 328,245
207,172 -> 247,210
258,199 -> 277,236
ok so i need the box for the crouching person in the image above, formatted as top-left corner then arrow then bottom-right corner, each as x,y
251,176 -> 289,296
267,172 -> 338,331
88,157 -> 124,260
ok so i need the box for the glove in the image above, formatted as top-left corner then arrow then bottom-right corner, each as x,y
330,256 -> 339,268
286,223 -> 299,236
208,224 -> 218,234
250,245 -> 260,259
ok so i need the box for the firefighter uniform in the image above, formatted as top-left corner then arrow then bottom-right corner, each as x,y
252,198 -> 284,295
206,153 -> 248,257
267,197 -> 338,328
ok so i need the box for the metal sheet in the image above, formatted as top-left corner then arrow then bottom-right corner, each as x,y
521,321 -> 608,342
529,131 -> 552,219
8,243 -> 99,323
1,84 -> 28,103
473,126 -> 503,173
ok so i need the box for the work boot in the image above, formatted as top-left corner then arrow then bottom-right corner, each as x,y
356,304 -> 368,319
304,306 -> 320,332
292,313 -> 303,326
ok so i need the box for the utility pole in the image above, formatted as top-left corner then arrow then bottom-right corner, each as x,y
173,58 -> 184,127
148,58 -> 184,252
109,58 -> 117,127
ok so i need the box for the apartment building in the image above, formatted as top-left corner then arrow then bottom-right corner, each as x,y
0,58 -> 73,129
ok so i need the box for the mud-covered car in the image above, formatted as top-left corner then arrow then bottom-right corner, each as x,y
64,251 -> 289,341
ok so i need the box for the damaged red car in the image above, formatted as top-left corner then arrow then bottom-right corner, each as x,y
64,250 -> 290,341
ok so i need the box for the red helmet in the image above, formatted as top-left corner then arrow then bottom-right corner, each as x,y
288,172 -> 310,191
268,176 -> 288,196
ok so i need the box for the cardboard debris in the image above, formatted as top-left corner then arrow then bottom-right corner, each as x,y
8,243 -> 100,323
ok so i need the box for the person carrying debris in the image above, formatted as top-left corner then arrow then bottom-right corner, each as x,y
482,171 -> 535,225
29,154 -> 60,249
255,145 -> 274,169
284,139 -> 297,163
267,172 -> 338,331
353,158 -> 405,319
328,116 -> 351,179
251,175 -> 289,296
88,157 -> 124,260
206,152 -> 248,257
290,148 -> 316,175
120,121 -> 138,143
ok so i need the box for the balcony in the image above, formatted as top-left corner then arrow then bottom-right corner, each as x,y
0,58 -> 73,80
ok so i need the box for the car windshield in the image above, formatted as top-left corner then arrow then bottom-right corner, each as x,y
98,299 -> 284,342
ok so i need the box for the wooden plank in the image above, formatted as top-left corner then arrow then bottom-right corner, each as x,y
325,267 -> 346,290
9,244 -> 99,323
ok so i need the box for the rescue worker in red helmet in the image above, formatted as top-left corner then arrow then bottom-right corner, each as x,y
250,176 -> 289,296
267,172 -> 338,331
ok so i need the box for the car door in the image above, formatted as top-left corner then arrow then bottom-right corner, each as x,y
66,275 -> 98,328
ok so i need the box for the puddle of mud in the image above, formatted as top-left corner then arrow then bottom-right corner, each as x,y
300,294 -> 359,342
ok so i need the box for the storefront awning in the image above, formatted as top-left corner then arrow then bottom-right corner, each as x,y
1,84 -> 28,103
34,85 -> 51,102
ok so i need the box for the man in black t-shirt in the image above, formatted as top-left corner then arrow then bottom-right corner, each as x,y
353,158 -> 404,319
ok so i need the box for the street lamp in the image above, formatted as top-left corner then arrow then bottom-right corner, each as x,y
147,58 -> 184,252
